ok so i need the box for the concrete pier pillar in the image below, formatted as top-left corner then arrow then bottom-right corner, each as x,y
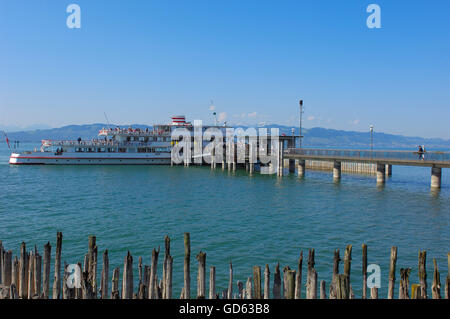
333,161 -> 341,181
222,159 -> 225,171
249,162 -> 254,174
386,164 -> 392,176
289,159 -> 296,174
431,166 -> 442,189
376,163 -> 386,185
298,160 -> 305,178
277,141 -> 284,177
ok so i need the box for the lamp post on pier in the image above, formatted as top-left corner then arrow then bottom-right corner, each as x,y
370,125 -> 374,159
299,100 -> 304,148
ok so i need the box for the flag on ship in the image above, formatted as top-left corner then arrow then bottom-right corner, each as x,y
2,131 -> 11,150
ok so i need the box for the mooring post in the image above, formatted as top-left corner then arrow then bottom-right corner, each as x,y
418,250 -> 428,299
333,160 -> 341,181
264,264 -> 270,299
362,244 -> 367,299
432,258 -> 441,299
53,232 -> 62,300
295,251 -> 303,299
253,265 -> 261,299
196,251 -> 206,299
209,266 -> 215,299
431,166 -> 442,189
376,163 -> 386,185
149,248 -> 159,299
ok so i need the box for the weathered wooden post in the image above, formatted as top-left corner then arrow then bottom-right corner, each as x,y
149,247 -> 159,299
162,235 -> 170,299
343,245 -> 352,298
111,267 -> 120,299
122,252 -> 133,299
418,250 -> 427,298
12,256 -> 19,293
237,280 -> 243,299
431,258 -> 441,299
399,268 -> 411,299
253,265 -> 261,299
34,248 -> 41,298
320,280 -> 326,299
264,264 -> 270,299
306,249 -> 317,299
196,251 -> 206,299
273,263 -> 281,299
411,283 -> 421,299
330,249 -> 340,299
19,242 -> 27,299
9,284 -> 18,299
371,286 -> 378,299
2,250 -> 12,286
388,246 -> 397,299
183,232 -> 191,299
87,236 -> 97,296
295,251 -> 302,299
100,250 -> 109,299
282,266 -> 290,298
336,274 -> 350,299
286,270 -> 296,299
166,255 -> 173,299
27,251 -> 35,299
446,253 -> 450,299
42,242 -> 51,299
245,277 -> 253,299
227,261 -> 233,299
53,232 -> 63,299
362,244 -> 367,299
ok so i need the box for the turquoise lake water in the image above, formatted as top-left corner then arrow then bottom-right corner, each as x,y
0,143 -> 449,298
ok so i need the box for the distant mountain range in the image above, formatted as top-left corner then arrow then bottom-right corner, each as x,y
2,123 -> 450,150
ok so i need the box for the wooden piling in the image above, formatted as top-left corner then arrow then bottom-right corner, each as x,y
273,263 -> 281,299
19,242 -> 27,299
330,249 -> 340,299
88,236 -> 97,295
336,274 -> 350,299
282,265 -> 290,298
52,232 -> 62,299
42,242 -> 51,299
237,280 -> 243,299
253,265 -> 261,299
362,244 -> 367,299
286,270 -> 296,299
2,250 -> 12,286
27,251 -> 35,298
245,277 -> 253,299
320,280 -> 326,299
264,264 -> 270,299
370,286 -> 378,299
306,249 -> 317,299
9,284 -> 18,299
34,248 -> 41,298
447,253 -> 450,299
431,258 -> 441,299
343,245 -> 352,282
399,268 -> 411,299
411,283 -> 421,299
12,256 -> 19,291
149,247 -> 160,299
122,251 -> 133,299
418,250 -> 427,298
162,235 -> 170,299
100,250 -> 109,299
166,255 -> 173,299
295,251 -> 302,299
111,267 -> 120,299
183,232 -> 190,299
227,261 -> 233,299
196,251 -> 206,299
388,246 -> 397,299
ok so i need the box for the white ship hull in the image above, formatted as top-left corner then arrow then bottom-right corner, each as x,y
9,152 -> 171,165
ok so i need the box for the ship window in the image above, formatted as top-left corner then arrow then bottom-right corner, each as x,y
75,148 -> 84,152
98,148 -> 106,152
118,148 -> 127,153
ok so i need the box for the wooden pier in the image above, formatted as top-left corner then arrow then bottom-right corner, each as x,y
0,233 -> 448,300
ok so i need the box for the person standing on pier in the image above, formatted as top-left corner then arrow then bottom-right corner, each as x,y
417,145 -> 425,160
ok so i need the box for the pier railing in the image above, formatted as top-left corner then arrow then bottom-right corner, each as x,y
0,232 -> 448,300
285,148 -> 450,163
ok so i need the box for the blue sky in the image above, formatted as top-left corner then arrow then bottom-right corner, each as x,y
0,0 -> 449,138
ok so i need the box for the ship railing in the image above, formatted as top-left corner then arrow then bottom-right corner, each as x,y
41,140 -> 170,147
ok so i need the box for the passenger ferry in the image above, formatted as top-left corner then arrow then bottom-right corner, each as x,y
9,116 -> 197,165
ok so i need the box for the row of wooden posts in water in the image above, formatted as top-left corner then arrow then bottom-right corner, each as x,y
0,232 -> 449,299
